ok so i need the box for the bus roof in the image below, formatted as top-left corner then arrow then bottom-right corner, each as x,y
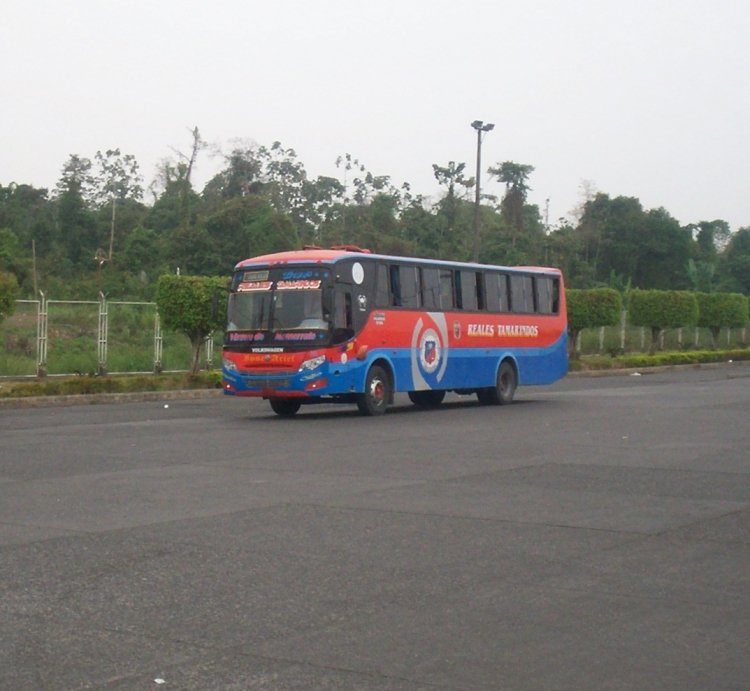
234,247 -> 562,275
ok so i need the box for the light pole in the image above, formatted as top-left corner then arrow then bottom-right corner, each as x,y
471,120 -> 494,262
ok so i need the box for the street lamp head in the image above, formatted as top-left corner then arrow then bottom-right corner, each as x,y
471,120 -> 495,133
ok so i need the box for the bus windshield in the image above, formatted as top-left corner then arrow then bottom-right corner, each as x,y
227,287 -> 328,333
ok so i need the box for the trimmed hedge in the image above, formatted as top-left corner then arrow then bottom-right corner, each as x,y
573,349 -> 750,371
695,292 -> 749,348
567,288 -> 622,357
628,289 -> 699,353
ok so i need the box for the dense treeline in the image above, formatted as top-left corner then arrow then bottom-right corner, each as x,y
1,130 -> 749,301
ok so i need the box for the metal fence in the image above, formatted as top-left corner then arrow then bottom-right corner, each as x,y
2,299 -> 747,378
577,311 -> 748,355
1,294 -> 216,378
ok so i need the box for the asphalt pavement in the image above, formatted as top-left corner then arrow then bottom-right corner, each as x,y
1,364 -> 749,689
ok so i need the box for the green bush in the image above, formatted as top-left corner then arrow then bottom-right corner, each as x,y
629,289 -> 699,354
567,288 -> 622,358
695,292 -> 749,349
155,275 -> 227,374
578,348 -> 750,370
0,271 -> 19,323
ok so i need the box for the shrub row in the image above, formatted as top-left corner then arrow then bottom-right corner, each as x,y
568,289 -> 749,354
573,348 -> 750,371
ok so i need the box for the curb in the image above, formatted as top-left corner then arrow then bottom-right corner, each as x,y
0,388 -> 224,410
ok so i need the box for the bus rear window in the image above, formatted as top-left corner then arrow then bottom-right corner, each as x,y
534,276 -> 560,314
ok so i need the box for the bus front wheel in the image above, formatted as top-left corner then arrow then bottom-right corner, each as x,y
357,365 -> 390,416
269,397 -> 302,417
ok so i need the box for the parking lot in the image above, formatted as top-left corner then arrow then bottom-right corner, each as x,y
1,365 -> 749,689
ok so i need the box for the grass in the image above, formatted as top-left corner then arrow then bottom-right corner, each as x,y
569,348 -> 750,372
0,371 -> 222,399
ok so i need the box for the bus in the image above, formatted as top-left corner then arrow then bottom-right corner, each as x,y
221,246 -> 567,416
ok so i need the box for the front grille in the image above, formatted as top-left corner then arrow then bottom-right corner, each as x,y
243,375 -> 292,389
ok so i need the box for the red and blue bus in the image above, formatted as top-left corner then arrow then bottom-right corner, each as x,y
222,246 -> 567,416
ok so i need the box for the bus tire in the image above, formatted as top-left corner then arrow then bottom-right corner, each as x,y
496,360 -> 517,404
270,397 -> 302,417
477,360 -> 517,405
408,390 -> 445,408
357,365 -> 390,416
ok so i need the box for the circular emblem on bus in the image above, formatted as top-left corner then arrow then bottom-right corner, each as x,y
352,262 -> 364,285
410,314 -> 449,389
418,328 -> 441,374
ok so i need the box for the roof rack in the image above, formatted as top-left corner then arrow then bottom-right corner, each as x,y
329,244 -> 371,253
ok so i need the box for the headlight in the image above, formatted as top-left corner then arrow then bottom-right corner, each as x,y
222,358 -> 238,372
299,355 -> 325,371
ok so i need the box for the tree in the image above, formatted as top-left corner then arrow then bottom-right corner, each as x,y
628,289 -> 699,354
0,183 -> 55,255
0,270 -> 19,324
92,148 -> 144,260
154,127 -> 206,233
488,161 -> 534,245
202,196 -> 299,273
719,227 -> 750,294
566,288 -> 622,358
155,274 -> 226,374
0,228 -> 27,283
54,155 -> 98,266
638,208 -> 692,289
432,161 -> 474,259
695,292 -> 749,349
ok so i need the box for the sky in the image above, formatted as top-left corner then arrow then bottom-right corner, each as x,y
2,0 -> 749,231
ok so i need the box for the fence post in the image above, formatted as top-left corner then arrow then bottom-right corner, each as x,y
204,332 -> 214,370
37,291 -> 48,377
153,310 -> 163,373
97,292 -> 108,375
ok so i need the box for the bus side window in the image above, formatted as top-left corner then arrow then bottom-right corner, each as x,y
475,272 -> 485,310
375,263 -> 389,307
485,273 -> 500,312
498,274 -> 510,312
421,267 -> 440,309
458,270 -> 478,310
536,277 -> 553,314
439,269 -> 454,309
389,265 -> 402,307
551,277 -> 560,314
510,274 -> 534,313
400,265 -> 420,308
332,290 -> 353,343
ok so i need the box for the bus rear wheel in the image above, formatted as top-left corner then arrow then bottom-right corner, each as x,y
269,397 -> 301,417
408,390 -> 445,408
477,360 -> 517,405
357,365 -> 390,416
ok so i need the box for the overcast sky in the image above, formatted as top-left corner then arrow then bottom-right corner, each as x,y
3,0 -> 749,231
